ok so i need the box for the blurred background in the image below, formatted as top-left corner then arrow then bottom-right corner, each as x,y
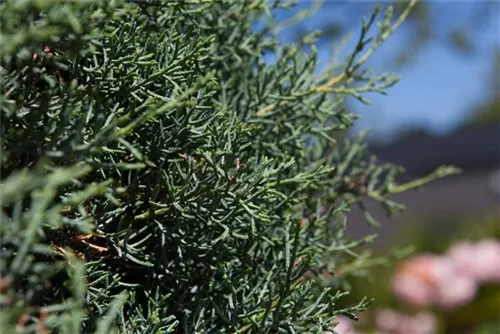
268,0 -> 500,244
271,1 -> 499,141
267,1 -> 499,333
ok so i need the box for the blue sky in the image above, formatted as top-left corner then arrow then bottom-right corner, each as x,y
265,1 -> 500,143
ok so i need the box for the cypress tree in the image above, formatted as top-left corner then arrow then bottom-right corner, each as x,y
0,0 -> 459,333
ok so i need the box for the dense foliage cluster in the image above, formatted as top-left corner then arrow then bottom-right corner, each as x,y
0,0 -> 458,333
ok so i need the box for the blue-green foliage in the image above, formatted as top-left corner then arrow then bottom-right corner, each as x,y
0,0 -> 459,333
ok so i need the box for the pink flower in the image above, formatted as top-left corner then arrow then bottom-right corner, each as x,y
375,309 -> 438,334
411,311 -> 438,334
446,241 -> 477,278
472,239 -> 500,282
392,239 -> 500,312
434,273 -> 477,309
391,254 -> 441,307
431,256 -> 478,309
392,254 -> 477,309
447,239 -> 500,283
331,315 -> 353,334
375,309 -> 402,333
392,274 -> 433,307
